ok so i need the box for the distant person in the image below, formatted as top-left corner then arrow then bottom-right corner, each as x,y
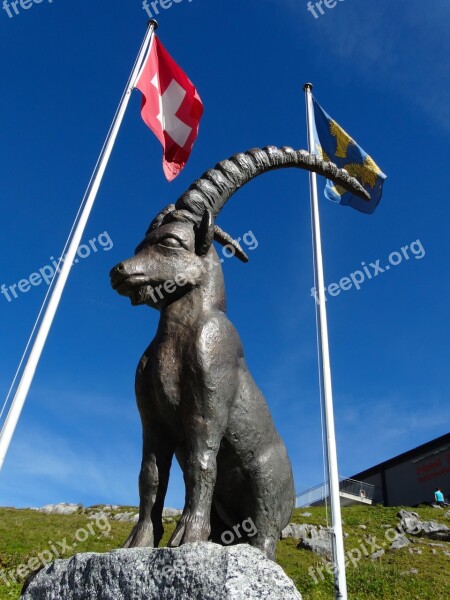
434,488 -> 448,507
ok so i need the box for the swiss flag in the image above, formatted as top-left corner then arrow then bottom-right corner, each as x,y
135,36 -> 204,181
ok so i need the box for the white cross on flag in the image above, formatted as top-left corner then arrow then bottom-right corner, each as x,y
135,35 -> 204,181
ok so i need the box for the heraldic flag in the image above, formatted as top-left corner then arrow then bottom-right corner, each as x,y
135,35 -> 204,181
312,97 -> 386,214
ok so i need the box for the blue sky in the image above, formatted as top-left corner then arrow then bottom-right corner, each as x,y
0,0 -> 448,509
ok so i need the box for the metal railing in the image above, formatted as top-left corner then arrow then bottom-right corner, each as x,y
296,477 -> 375,508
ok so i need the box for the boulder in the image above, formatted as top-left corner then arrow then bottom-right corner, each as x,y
85,512 -> 109,521
390,534 -> 410,550
296,527 -> 332,561
20,543 -> 302,600
281,523 -> 314,540
38,504 -> 81,515
111,512 -> 139,523
397,510 -> 421,534
281,523 -> 332,560
297,535 -> 332,561
397,510 -> 450,541
397,510 -> 419,519
419,520 -> 450,540
162,508 -> 183,518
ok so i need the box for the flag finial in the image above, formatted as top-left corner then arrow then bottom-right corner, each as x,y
148,19 -> 158,31
303,83 -> 313,92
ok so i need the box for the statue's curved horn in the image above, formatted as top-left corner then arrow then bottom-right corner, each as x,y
175,146 -> 370,221
147,204 -> 176,235
213,225 -> 249,263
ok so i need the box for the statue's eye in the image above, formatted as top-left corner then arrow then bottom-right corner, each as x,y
158,237 -> 183,249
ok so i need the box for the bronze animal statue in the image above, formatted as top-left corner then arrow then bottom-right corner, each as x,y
110,146 -> 369,560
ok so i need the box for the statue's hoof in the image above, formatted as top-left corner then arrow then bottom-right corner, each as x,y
123,521 -> 154,548
169,515 -> 210,546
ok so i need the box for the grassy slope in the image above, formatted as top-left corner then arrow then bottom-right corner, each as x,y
1,505 -> 450,599
280,505 -> 450,599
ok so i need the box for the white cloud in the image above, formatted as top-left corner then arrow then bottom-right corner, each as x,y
0,384 -> 187,509
335,391 -> 449,475
278,0 -> 450,130
0,420 -> 140,507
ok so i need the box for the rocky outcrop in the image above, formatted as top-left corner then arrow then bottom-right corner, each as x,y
162,508 -> 183,518
397,510 -> 450,541
390,534 -> 410,550
20,543 -> 302,600
33,504 -> 181,524
281,523 -> 316,540
281,523 -> 332,561
38,504 -> 81,515
297,531 -> 332,561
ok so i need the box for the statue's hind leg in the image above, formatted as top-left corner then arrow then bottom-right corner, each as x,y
246,447 -> 295,561
241,498 -> 279,560
209,503 -> 230,544
247,524 -> 278,561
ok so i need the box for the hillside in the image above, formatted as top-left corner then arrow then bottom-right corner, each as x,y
1,504 -> 450,599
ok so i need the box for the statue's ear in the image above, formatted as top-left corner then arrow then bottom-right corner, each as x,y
195,209 -> 215,256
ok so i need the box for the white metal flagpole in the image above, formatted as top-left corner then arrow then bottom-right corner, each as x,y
0,20 -> 159,471
303,83 -> 348,600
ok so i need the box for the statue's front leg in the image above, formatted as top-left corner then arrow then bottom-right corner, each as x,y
168,318 -> 238,547
124,426 -> 174,548
169,429 -> 221,546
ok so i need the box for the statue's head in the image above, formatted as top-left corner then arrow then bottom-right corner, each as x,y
110,146 -> 368,309
110,216 -> 222,309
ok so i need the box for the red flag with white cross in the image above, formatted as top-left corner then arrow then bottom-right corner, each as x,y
135,35 -> 204,181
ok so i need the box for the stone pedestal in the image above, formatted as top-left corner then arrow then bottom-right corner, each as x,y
21,542 -> 302,600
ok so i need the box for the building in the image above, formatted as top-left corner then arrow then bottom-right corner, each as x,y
351,433 -> 450,507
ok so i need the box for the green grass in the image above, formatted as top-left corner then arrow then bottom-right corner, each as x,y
277,504 -> 450,599
1,505 -> 450,599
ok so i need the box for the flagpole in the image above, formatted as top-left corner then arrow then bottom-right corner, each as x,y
303,83 -> 348,600
0,20 -> 158,471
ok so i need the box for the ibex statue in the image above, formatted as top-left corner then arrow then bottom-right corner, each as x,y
110,146 -> 368,560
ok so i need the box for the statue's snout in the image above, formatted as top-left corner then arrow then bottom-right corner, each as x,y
110,262 -> 128,291
110,259 -> 145,294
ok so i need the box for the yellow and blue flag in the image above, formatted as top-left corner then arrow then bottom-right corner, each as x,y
312,97 -> 386,214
